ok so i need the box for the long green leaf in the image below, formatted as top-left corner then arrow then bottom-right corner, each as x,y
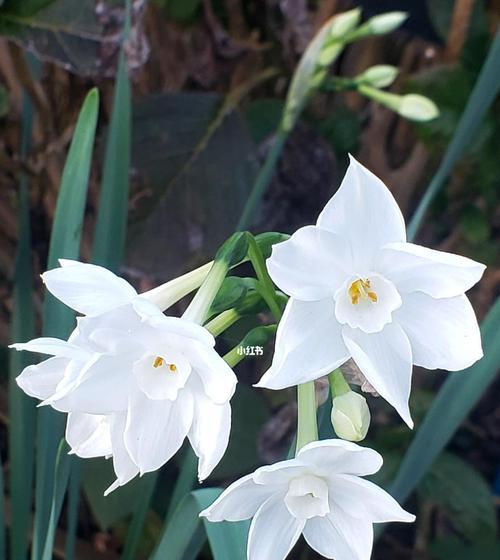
8,58 -> 37,560
407,30 -> 500,240
41,441 -> 72,560
32,88 -> 99,560
390,297 -> 500,504
91,47 -> 131,271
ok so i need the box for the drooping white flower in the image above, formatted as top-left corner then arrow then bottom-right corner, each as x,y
257,156 -> 485,427
12,260 -> 236,493
201,439 -> 414,560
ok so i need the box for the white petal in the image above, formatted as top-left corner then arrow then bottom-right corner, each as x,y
42,260 -> 137,316
107,412 -> 140,493
247,495 -> 304,560
51,354 -> 135,414
145,314 -> 215,348
330,474 -> 415,523
256,298 -> 349,390
66,412 -> 112,458
317,155 -> 406,270
124,388 -> 193,474
188,383 -> 231,481
266,226 -> 351,300
134,352 -> 191,401
253,459 -> 308,486
396,292 -> 482,371
303,512 -> 373,560
200,473 -> 276,522
10,337 -> 88,360
343,323 -> 414,428
16,357 -> 68,400
297,440 -> 382,477
379,242 -> 485,298
189,343 -> 237,404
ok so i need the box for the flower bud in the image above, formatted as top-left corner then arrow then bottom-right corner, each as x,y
363,12 -> 408,35
331,391 -> 370,442
329,8 -> 362,40
398,94 -> 439,122
357,65 -> 399,88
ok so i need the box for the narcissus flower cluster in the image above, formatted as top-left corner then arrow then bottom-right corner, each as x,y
12,260 -> 236,494
12,156 -> 485,560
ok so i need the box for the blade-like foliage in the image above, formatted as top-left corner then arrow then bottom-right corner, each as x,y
31,88 -> 99,560
8,59 -> 37,560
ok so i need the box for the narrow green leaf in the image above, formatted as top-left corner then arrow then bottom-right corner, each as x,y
91,48 -> 131,271
32,88 -> 99,560
64,460 -> 81,560
408,31 -> 500,240
389,297 -> 500,504
9,59 -> 37,560
41,441 -> 72,560
166,448 -> 198,521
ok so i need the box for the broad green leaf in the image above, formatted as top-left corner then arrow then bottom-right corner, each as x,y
127,90 -> 262,277
0,0 -> 119,75
8,60 -> 37,560
408,31 -> 500,239
32,88 -> 99,560
430,536 -> 500,560
418,453 -> 497,540
390,296 -> 500,504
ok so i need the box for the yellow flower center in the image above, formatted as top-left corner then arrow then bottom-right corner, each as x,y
349,279 -> 378,305
152,357 -> 177,372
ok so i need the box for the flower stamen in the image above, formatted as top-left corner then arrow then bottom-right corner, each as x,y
152,356 -> 178,373
349,279 -> 378,305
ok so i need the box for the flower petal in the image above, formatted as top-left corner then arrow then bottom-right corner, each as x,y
266,226 -> 351,300
42,260 -> 137,316
297,440 -> 382,477
16,357 -> 68,400
200,474 -> 276,522
10,337 -> 88,360
106,412 -> 140,494
253,459 -> 307,486
190,342 -> 237,404
124,388 -> 193,474
51,354 -> 135,414
378,242 -> 485,298
303,511 -> 373,560
342,323 -> 414,428
256,298 -> 349,390
188,380 -> 231,481
330,474 -> 415,523
317,155 -> 406,270
396,292 -> 482,371
247,495 -> 304,560
66,412 -> 112,458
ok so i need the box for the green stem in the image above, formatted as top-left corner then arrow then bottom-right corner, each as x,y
205,308 -> 241,337
182,260 -> 228,324
329,369 -> 350,398
296,382 -> 318,454
223,346 -> 244,368
237,126 -> 288,231
246,235 -> 282,320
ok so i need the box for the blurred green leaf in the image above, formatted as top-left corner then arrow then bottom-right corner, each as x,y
82,458 -> 151,530
245,99 -> 285,144
430,536 -> 500,560
460,206 -> 490,243
32,88 -> 99,560
212,385 -> 271,479
0,0 -> 121,75
128,92 -> 258,277
0,454 -> 5,560
159,0 -> 202,23
419,453 -> 497,540
426,0 -> 487,43
210,277 -> 251,316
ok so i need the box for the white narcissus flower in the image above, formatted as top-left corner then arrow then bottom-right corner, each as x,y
11,260 -> 236,494
201,439 -> 414,560
258,156 -> 485,427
